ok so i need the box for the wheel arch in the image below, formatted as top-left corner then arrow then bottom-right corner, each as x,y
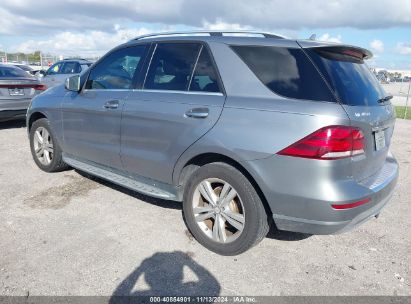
176,152 -> 272,216
28,111 -> 47,132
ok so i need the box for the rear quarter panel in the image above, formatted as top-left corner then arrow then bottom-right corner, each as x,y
172,96 -> 352,185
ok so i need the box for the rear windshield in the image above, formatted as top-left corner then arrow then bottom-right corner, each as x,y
0,65 -> 29,78
231,46 -> 335,102
305,48 -> 386,106
15,65 -> 32,72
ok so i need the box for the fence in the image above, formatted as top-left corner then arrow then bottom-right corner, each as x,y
405,81 -> 410,119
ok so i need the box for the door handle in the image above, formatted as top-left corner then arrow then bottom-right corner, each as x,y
104,100 -> 120,109
185,108 -> 209,119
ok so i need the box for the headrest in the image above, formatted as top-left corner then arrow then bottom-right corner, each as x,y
163,58 -> 189,75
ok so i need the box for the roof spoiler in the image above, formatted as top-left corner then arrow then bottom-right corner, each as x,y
297,41 -> 373,60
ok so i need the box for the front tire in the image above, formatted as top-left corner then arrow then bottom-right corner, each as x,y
29,118 -> 69,172
183,162 -> 269,255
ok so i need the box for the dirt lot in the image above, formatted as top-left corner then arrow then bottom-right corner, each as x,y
0,119 -> 410,296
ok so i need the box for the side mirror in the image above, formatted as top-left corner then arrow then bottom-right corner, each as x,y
38,70 -> 46,77
65,75 -> 81,92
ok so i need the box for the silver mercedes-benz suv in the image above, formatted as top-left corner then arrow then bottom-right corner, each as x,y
26,31 -> 399,255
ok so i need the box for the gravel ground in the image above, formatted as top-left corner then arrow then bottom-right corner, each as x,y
0,119 -> 410,297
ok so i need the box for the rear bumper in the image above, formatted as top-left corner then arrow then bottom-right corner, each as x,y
272,176 -> 396,234
0,109 -> 27,122
243,153 -> 399,235
0,98 -> 31,122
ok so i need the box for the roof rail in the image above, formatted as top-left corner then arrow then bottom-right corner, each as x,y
132,30 -> 286,41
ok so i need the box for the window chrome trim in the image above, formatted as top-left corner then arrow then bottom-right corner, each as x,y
81,88 -> 224,96
187,45 -> 203,91
142,43 -> 157,89
134,89 -> 224,96
82,89 -> 132,92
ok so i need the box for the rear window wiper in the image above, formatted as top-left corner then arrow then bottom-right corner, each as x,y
377,95 -> 393,103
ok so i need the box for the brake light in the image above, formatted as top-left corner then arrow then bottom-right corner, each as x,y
277,125 -> 365,160
332,198 -> 371,210
0,84 -> 47,90
342,49 -> 365,59
34,84 -> 47,91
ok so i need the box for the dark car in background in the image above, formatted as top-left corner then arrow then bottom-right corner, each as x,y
12,63 -> 37,76
0,64 -> 46,122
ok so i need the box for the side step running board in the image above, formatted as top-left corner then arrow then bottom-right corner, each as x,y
63,155 -> 180,201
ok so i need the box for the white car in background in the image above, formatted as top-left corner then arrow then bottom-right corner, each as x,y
39,59 -> 92,88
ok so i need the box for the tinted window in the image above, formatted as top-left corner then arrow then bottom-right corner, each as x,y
47,63 -> 63,75
0,65 -> 29,78
61,62 -> 81,74
189,47 -> 221,93
231,46 -> 335,102
86,45 -> 147,90
144,43 -> 201,91
305,48 -> 386,106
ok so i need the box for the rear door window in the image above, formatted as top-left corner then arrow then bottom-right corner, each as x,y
144,43 -> 201,91
61,62 -> 81,74
231,46 -> 336,102
189,47 -> 221,93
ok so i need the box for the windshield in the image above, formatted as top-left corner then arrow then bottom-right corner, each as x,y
305,48 -> 387,106
0,65 -> 31,78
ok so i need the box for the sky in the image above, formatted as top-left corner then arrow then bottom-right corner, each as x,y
0,0 -> 411,69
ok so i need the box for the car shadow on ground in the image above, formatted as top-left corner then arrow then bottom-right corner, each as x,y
266,225 -> 311,241
109,251 -> 221,302
0,119 -> 26,130
76,170 -> 311,241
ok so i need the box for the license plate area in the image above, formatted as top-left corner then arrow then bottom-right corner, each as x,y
9,88 -> 25,96
374,130 -> 386,151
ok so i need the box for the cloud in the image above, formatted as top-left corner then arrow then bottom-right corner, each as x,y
370,39 -> 384,53
10,25 -> 156,56
1,0 -> 411,36
396,42 -> 411,55
318,33 -> 342,43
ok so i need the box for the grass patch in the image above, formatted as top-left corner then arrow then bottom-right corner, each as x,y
395,106 -> 411,120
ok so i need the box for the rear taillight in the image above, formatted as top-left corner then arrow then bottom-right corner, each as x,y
0,84 -> 47,91
277,125 -> 365,160
34,84 -> 47,91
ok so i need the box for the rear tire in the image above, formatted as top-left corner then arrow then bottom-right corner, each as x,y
183,162 -> 269,255
29,118 -> 69,172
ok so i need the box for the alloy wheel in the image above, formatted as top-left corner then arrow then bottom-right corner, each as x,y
192,178 -> 245,243
33,126 -> 54,165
